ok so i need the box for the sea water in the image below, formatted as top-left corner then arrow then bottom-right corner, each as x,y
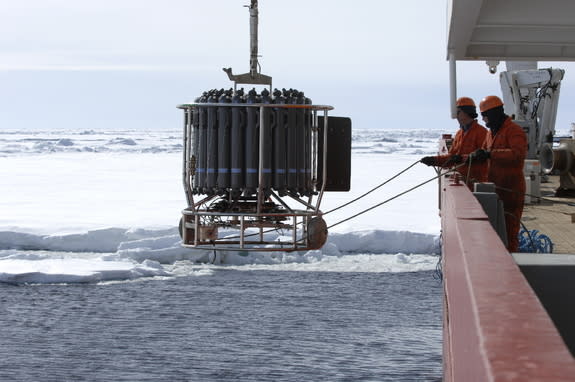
1,128 -> 446,381
0,268 -> 442,381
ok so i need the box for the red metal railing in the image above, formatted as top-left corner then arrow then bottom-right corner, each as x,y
441,175 -> 575,381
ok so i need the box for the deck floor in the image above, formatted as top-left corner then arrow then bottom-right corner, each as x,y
522,175 -> 575,254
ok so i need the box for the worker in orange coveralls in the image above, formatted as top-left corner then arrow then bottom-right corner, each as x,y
468,95 -> 528,253
420,97 -> 488,190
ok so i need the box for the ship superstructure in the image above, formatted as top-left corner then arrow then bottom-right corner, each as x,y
444,0 -> 575,380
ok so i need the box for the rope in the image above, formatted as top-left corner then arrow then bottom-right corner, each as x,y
495,188 -> 561,254
324,160 -> 421,215
327,165 -> 463,229
190,160 -> 464,244
207,159 -> 433,241
433,232 -> 443,282
519,227 -> 554,253
495,185 -> 575,208
466,155 -> 476,188
528,206 -> 575,216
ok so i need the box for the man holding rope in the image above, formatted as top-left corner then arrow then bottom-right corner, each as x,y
468,95 -> 528,253
420,97 -> 488,190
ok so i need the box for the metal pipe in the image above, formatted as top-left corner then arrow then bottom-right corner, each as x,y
315,109 -> 329,212
181,209 -> 317,218
303,215 -> 308,247
194,215 -> 199,246
292,216 -> 297,250
193,194 -> 218,209
181,243 -> 310,252
269,190 -> 294,213
179,103 -> 334,111
286,193 -> 316,210
188,108 -> 195,207
182,108 -> 188,203
182,212 -> 188,244
240,216 -> 245,248
311,110 -> 318,191
182,108 -> 193,207
449,51 -> 457,119
249,0 -> 259,79
257,105 -> 265,215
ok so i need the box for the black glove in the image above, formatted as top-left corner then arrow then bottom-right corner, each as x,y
449,154 -> 463,164
470,149 -> 490,162
420,156 -> 437,166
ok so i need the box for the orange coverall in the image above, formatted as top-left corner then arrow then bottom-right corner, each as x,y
483,117 -> 528,252
436,120 -> 488,190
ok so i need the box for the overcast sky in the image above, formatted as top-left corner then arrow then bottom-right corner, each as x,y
1,0 -> 574,131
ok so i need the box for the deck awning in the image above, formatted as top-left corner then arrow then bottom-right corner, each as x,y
447,0 -> 575,61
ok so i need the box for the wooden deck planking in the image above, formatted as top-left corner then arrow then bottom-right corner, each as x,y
522,175 -> 575,254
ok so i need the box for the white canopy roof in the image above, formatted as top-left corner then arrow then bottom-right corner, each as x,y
447,0 -> 575,61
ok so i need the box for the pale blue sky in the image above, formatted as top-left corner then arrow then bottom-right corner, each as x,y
1,0 -> 574,131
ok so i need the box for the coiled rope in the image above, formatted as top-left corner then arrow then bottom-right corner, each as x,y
519,228 -> 554,253
480,184 -> 568,253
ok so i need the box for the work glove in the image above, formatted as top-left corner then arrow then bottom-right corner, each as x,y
448,154 -> 463,164
420,156 -> 437,166
469,149 -> 490,162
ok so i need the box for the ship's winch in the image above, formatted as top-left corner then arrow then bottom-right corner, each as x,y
178,1 -> 351,252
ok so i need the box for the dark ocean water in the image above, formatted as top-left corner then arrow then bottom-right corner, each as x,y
0,269 -> 442,381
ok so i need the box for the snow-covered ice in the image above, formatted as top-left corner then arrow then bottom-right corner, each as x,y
0,128 -> 451,284
0,253 -> 169,284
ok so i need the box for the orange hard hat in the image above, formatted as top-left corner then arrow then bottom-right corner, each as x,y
479,95 -> 503,112
456,97 -> 475,107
